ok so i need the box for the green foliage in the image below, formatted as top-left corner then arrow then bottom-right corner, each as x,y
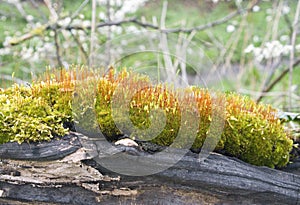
94,68 -> 292,168
0,85 -> 70,144
0,67 -> 293,168
223,95 -> 291,168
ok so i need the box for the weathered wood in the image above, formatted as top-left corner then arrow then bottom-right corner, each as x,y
0,134 -> 81,161
0,132 -> 300,204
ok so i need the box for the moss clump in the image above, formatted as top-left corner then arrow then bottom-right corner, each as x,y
0,66 -> 293,168
222,93 -> 293,168
95,68 -> 293,168
0,84 -> 71,144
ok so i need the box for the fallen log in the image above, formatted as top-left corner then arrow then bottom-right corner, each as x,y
0,132 -> 299,205
0,133 -> 81,161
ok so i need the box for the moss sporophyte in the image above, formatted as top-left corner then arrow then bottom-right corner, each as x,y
0,66 -> 293,168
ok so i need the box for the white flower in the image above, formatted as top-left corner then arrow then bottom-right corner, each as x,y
295,44 -> 300,52
245,41 -> 293,61
280,35 -> 289,42
111,26 -> 123,34
82,20 -> 91,28
21,47 -> 34,60
244,44 -> 254,53
49,31 -> 55,37
282,45 -> 292,55
253,35 -> 260,43
252,5 -> 260,12
82,43 -> 88,51
58,17 -> 71,27
98,12 -> 106,20
0,47 -> 11,56
253,47 -> 262,58
121,40 -> 128,46
72,19 -> 82,27
126,25 -> 139,33
79,14 -> 85,19
26,15 -> 34,22
31,52 -> 39,62
226,25 -> 235,33
3,36 -> 12,47
282,5 -> 290,14
35,22 -> 42,27
139,45 -> 146,51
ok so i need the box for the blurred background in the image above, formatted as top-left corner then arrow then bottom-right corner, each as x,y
0,0 -> 299,112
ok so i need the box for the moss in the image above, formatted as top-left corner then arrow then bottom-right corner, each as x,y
0,84 -> 70,144
222,93 -> 293,168
0,66 -> 293,168
94,68 -> 293,168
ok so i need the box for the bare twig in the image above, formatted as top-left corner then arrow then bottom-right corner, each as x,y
65,0 -> 258,33
70,31 -> 89,64
89,0 -> 97,67
54,29 -> 63,68
9,24 -> 48,46
105,0 -> 112,67
288,0 -> 300,110
161,0 -> 260,33
271,0 -> 283,41
159,1 -> 175,84
223,12 -> 248,74
7,0 -> 260,47
71,0 -> 90,19
43,0 -> 58,22
262,1 -> 283,87
256,58 -> 300,102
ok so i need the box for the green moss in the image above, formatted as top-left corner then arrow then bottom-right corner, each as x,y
0,67 -> 293,168
0,85 -> 70,144
94,69 -> 293,168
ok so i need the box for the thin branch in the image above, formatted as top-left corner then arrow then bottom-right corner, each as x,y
159,1 -> 175,84
66,0 -> 258,33
288,0 -> 300,111
256,58 -> 300,102
9,24 -> 48,46
43,0 -> 58,22
162,0 -> 260,33
258,1 -> 287,97
70,31 -> 89,64
54,29 -> 63,68
71,0 -> 90,19
6,0 -> 260,47
105,0 -> 112,67
89,0 -> 97,67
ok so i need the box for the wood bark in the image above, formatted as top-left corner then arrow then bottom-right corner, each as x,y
0,132 -> 299,205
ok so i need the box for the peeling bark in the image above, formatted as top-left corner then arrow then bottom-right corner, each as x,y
0,132 -> 299,205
